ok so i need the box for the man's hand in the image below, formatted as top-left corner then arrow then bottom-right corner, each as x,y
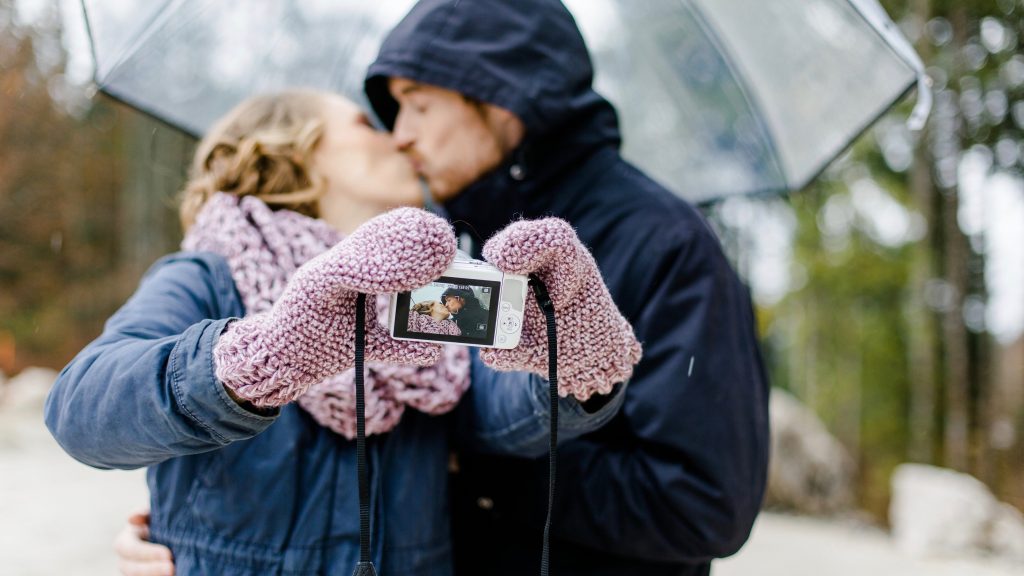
113,509 -> 174,576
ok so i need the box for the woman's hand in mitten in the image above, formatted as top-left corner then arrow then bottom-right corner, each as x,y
213,208 -> 456,407
479,218 -> 642,401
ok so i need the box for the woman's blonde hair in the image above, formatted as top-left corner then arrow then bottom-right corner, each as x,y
412,301 -> 436,315
179,90 -> 328,230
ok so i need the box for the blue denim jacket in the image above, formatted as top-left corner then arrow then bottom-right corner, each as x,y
45,252 -> 625,575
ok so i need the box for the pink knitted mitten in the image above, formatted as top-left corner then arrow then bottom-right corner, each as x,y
213,208 -> 457,407
480,218 -> 642,401
297,343 -> 470,439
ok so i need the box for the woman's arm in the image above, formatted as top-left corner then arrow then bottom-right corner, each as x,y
44,253 -> 278,470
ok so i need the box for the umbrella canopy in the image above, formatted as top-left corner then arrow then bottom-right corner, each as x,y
82,0 -> 929,204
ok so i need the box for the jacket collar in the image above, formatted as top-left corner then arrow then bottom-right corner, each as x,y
443,131 -> 621,247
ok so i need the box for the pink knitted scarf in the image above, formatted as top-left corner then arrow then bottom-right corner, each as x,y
182,193 -> 470,439
408,311 -> 462,336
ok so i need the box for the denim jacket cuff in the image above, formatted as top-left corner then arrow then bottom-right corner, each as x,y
548,379 -> 628,433
169,318 -> 278,445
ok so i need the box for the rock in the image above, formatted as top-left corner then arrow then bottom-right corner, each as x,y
766,388 -> 856,515
2,367 -> 59,415
890,464 -> 995,556
890,463 -> 1024,564
0,367 -> 60,450
990,502 -> 1024,562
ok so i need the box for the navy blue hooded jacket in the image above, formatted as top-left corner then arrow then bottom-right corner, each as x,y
366,1 -> 770,574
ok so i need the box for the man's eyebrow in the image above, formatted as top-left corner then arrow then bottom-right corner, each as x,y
399,83 -> 421,95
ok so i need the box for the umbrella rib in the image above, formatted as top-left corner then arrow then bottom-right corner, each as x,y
845,0 -> 931,130
78,0 -> 100,85
98,83 -> 202,138
97,0 -> 189,86
684,0 -> 789,192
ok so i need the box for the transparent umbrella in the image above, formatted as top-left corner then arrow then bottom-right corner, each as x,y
81,0 -> 930,204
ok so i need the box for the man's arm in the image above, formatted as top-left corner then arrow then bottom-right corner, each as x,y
549,225 -> 771,562
456,350 -> 627,459
113,509 -> 175,576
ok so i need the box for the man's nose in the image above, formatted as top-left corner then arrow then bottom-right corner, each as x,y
392,116 -> 415,150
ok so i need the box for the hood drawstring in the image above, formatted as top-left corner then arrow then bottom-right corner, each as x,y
350,276 -> 560,576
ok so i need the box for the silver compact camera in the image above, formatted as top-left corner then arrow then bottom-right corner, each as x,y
388,251 -> 527,348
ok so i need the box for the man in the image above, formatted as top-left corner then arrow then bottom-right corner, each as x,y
363,0 -> 770,574
440,287 -> 488,339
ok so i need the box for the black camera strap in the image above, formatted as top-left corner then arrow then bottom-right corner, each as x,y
351,279 -> 560,576
529,275 -> 559,576
352,293 -> 377,576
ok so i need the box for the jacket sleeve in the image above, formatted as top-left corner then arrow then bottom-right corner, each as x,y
549,224 -> 771,562
44,253 -> 278,470
457,349 -> 627,459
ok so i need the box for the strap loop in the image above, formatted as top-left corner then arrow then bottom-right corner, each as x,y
353,293 -> 377,575
530,274 -> 559,576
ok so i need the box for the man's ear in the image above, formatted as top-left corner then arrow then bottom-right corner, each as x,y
484,104 -> 526,154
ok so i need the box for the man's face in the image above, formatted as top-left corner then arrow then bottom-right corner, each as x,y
388,77 -> 521,201
443,295 -> 465,314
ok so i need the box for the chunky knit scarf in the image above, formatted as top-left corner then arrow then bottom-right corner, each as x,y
182,193 -> 470,439
407,311 -> 462,336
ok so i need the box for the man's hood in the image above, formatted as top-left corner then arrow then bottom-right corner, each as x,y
365,0 -> 619,143
365,0 -> 622,240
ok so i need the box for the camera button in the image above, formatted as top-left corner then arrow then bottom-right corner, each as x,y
501,315 -> 520,333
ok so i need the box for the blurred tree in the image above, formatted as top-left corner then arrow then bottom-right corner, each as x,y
728,0 -> 1024,518
896,0 -> 1022,501
0,0 -> 185,372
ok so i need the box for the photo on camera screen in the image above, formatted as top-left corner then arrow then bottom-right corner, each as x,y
392,276 -> 501,346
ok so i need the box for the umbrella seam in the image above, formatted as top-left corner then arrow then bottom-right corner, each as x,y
684,0 -> 790,192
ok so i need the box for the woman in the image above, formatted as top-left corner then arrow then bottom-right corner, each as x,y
408,300 -> 461,336
45,90 -> 624,575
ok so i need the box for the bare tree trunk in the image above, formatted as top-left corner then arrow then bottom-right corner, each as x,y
992,337 -> 1024,509
940,6 -> 972,473
907,152 -> 938,463
906,0 -> 938,464
940,189 -> 971,471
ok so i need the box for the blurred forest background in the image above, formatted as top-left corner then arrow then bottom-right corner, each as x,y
1,0 -> 1021,523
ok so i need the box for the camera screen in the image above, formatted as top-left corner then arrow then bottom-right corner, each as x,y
392,276 -> 501,345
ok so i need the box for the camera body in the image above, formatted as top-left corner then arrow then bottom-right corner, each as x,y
388,252 -> 527,348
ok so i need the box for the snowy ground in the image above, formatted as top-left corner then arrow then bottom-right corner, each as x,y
2,404 -> 1020,576
0,407 -> 148,576
716,513 -> 1021,576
